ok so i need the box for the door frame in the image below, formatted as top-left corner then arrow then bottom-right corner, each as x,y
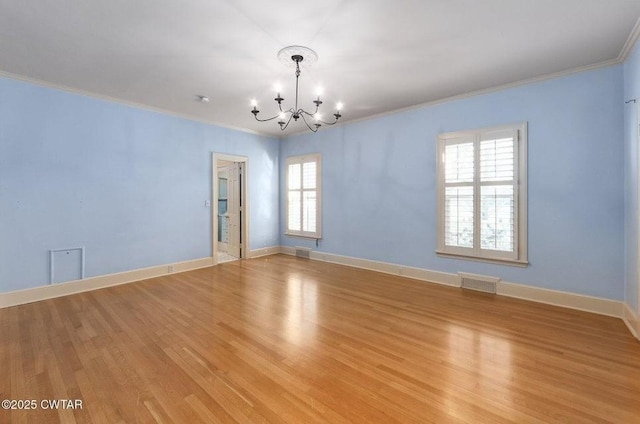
637,104 -> 640,317
212,153 -> 249,265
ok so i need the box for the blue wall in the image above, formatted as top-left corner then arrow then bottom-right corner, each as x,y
1,61 -> 631,302
281,65 -> 625,300
0,77 -> 280,292
624,40 -> 640,313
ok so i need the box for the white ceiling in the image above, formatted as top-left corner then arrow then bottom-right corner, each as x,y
1,1 -> 639,137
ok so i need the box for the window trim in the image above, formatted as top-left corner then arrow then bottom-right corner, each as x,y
436,122 -> 528,266
285,153 -> 322,239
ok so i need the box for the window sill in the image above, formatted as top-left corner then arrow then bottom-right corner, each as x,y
436,250 -> 528,268
284,232 -> 322,240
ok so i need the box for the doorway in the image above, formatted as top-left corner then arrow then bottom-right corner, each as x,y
212,153 -> 248,265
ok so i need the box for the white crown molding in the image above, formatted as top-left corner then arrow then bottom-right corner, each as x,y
290,18 -> 640,137
300,17 -> 640,135
0,54 -> 629,143
619,17 -> 640,62
331,59 -> 622,132
0,257 -> 213,308
0,70 -> 275,138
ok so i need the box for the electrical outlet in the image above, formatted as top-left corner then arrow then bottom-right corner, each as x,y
168,265 -> 174,273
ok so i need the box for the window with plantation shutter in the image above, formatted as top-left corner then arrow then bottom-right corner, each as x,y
437,123 -> 527,266
286,154 -> 321,238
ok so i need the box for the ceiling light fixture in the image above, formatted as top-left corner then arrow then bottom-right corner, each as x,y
251,46 -> 342,132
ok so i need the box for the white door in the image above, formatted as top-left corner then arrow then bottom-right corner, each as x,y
227,162 -> 241,258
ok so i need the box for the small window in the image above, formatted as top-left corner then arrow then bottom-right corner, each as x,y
286,154 -> 322,238
437,123 -> 527,266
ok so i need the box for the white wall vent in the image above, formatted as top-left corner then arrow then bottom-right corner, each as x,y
50,246 -> 85,284
458,272 -> 500,294
295,246 -> 312,259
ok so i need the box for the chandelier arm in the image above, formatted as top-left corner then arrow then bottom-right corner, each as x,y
298,109 -> 338,126
253,114 -> 283,123
299,109 -> 316,118
279,114 -> 295,131
300,114 -> 319,133
317,119 -> 338,126
318,113 -> 340,125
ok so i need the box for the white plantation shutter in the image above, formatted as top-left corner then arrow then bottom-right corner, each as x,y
443,138 -> 475,250
288,191 -> 301,231
445,186 -> 474,248
437,124 -> 527,264
480,132 -> 516,254
302,162 -> 317,233
286,155 -> 321,238
480,185 -> 514,251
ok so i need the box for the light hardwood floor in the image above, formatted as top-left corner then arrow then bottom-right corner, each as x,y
1,254 -> 639,423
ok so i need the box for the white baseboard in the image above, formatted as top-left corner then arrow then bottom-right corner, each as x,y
284,247 -> 459,286
623,303 -> 639,340
1,247 -> 279,309
498,281 -> 622,318
4,246 -> 633,340
248,246 -> 282,258
279,246 -> 625,320
0,257 -> 214,309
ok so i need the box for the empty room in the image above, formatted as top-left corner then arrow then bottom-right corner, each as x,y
2,1 -> 640,423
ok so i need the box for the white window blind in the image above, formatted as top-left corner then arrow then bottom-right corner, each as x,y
437,124 -> 527,265
286,154 -> 321,238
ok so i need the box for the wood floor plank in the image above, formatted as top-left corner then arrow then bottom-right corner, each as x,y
1,254 -> 639,423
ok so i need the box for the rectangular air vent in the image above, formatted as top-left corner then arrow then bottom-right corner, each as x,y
295,246 -> 311,259
459,272 -> 499,294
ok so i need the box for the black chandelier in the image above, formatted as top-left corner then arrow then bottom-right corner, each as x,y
251,46 -> 343,132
